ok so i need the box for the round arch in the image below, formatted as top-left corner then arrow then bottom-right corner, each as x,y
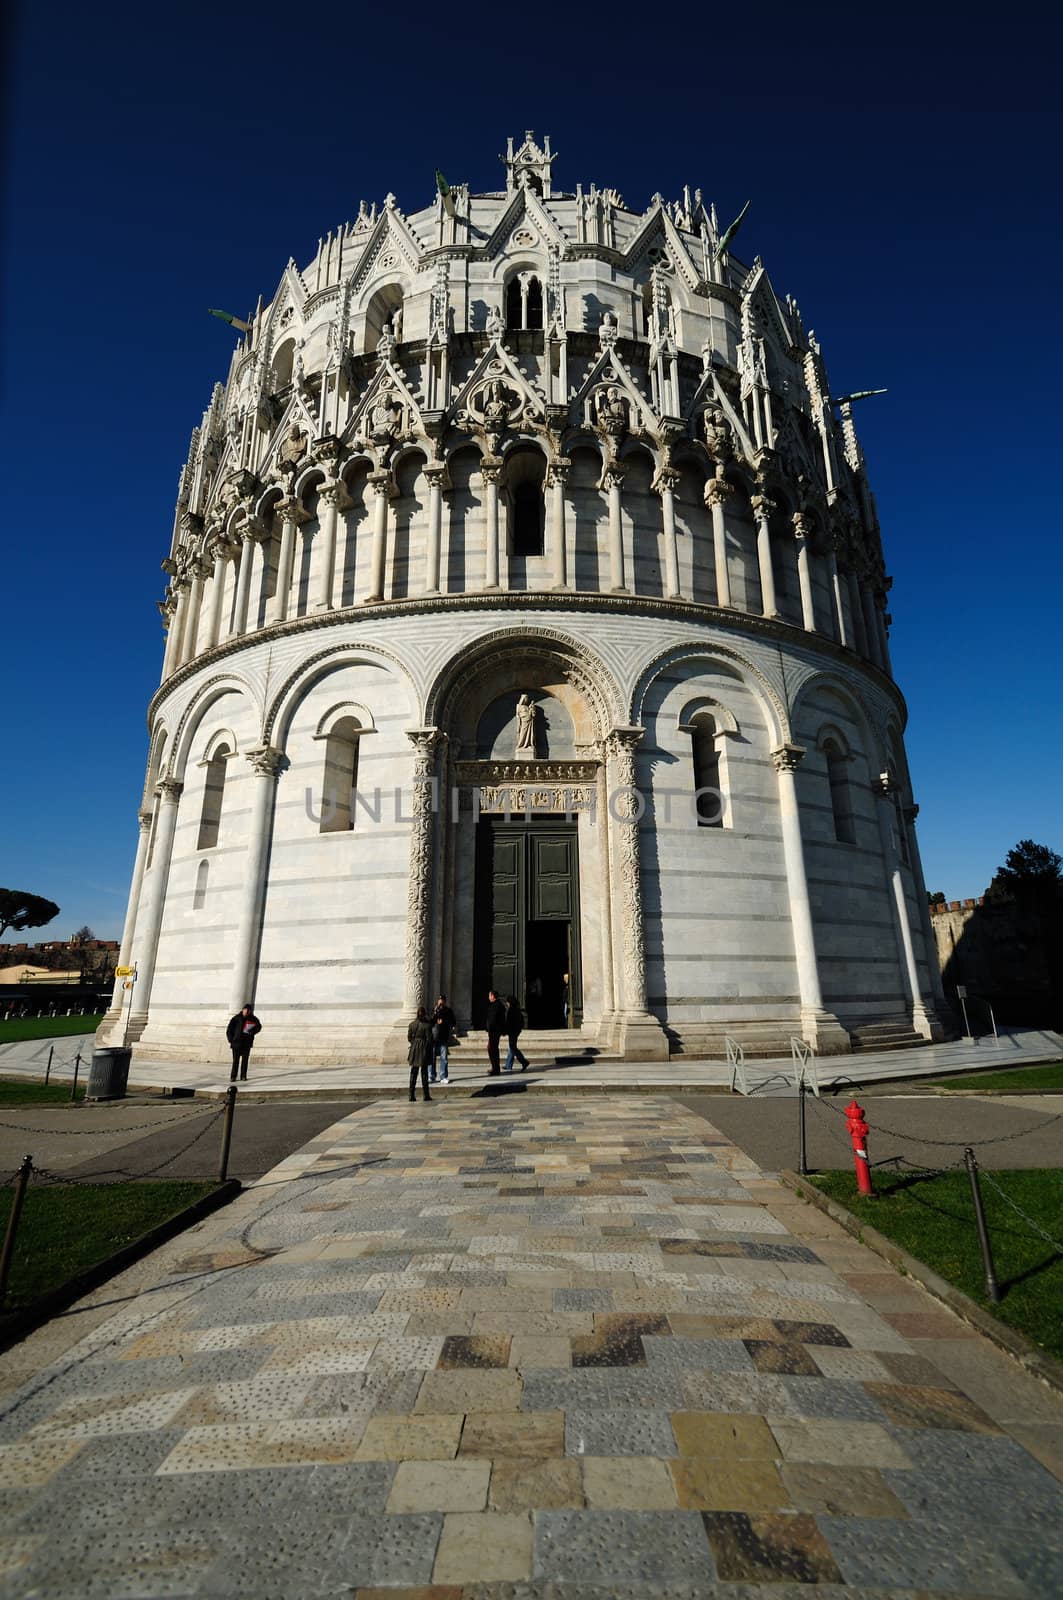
790,669 -> 886,773
170,674 -> 259,781
265,642 -> 418,749
631,641 -> 789,748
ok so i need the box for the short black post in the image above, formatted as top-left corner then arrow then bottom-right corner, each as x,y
964,1146 -> 1001,1303
0,1155 -> 33,1308
797,1080 -> 809,1176
70,1053 -> 82,1103
44,1046 -> 54,1087
218,1084 -> 238,1183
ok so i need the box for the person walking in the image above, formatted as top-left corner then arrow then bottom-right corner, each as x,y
407,1006 -> 434,1102
431,993 -> 455,1085
484,988 -> 506,1075
226,1004 -> 261,1082
503,994 -> 529,1072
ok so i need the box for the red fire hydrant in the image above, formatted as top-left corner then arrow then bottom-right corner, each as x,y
845,1099 -> 875,1197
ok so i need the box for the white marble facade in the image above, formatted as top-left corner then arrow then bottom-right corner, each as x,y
100,135 -> 948,1063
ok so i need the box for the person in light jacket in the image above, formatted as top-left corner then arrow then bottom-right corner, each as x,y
226,1004 -> 261,1082
407,1007 -> 434,1102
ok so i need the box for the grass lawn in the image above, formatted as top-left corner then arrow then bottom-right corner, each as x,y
0,1015 -> 100,1044
811,1168 -> 1063,1361
0,1181 -> 219,1308
0,1078 -> 85,1105
915,1060 -> 1063,1093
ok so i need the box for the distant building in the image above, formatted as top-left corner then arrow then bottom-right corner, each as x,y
99,134 -> 947,1065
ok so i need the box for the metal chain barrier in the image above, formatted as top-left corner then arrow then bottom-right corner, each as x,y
978,1166 -> 1063,1257
25,1106 -> 227,1184
816,1091 -> 1061,1150
0,1109 -> 210,1137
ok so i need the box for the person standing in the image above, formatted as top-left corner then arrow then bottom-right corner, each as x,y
503,994 -> 529,1072
226,1003 -> 261,1082
407,1007 -> 433,1102
484,989 -> 506,1075
431,993 -> 455,1085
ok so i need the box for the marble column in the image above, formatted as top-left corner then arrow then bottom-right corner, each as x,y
751,493 -> 778,618
604,466 -> 627,592
904,801 -> 948,1007
169,580 -> 193,667
793,514 -> 817,632
364,472 -> 390,602
229,746 -> 285,1012
847,570 -> 869,658
182,559 -> 210,665
873,775 -> 936,1039
231,526 -> 256,637
401,729 -> 444,1016
482,459 -> 502,589
605,729 -> 668,1058
127,778 -> 183,1033
160,597 -> 180,681
272,497 -> 307,624
656,468 -> 681,598
315,480 -> 349,612
829,549 -> 850,647
772,745 -> 844,1049
547,460 -> 571,590
861,584 -> 883,669
205,538 -> 233,648
423,464 -> 446,594
100,807 -> 154,1034
705,478 -> 732,608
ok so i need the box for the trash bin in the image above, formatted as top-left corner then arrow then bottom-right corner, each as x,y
87,1047 -> 132,1101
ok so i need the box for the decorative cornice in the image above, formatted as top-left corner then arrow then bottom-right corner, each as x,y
147,586 -> 908,728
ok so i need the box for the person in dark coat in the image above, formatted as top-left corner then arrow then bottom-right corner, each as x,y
503,995 -> 529,1072
407,1007 -> 434,1102
484,989 -> 506,1075
226,1004 -> 261,1082
430,993 -> 456,1085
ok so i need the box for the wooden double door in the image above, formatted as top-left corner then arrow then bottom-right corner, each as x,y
473,819 -> 582,1029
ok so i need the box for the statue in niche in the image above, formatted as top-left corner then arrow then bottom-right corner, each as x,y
595,384 -> 629,443
598,308 -> 619,348
485,304 -> 505,339
515,693 -> 537,758
370,385 -> 401,445
277,423 -> 309,477
703,404 -> 733,465
483,379 -> 511,431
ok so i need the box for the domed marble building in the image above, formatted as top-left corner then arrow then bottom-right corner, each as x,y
100,134 -> 948,1064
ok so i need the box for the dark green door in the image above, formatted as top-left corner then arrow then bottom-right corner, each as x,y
473,820 -> 582,1027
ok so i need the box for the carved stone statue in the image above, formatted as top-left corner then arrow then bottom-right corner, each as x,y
703,404 -> 733,465
485,304 -> 505,339
277,423 -> 309,476
371,385 -> 401,444
483,380 -> 511,430
598,309 -> 619,349
515,693 -> 536,758
595,384 -> 629,443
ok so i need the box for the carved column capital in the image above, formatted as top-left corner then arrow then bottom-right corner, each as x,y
246,745 -> 286,779
771,743 -> 806,775
602,464 -> 626,491
791,511 -> 810,540
750,492 -> 777,520
155,777 -> 184,803
873,770 -> 899,799
423,461 -> 451,490
318,478 -> 352,513
241,515 -> 271,545
705,477 -> 734,508
208,534 -> 239,562
480,458 -> 503,486
190,556 -> 213,582
276,495 -> 311,526
137,807 -> 154,830
367,469 -> 392,498
545,459 -> 571,489
654,467 -> 680,494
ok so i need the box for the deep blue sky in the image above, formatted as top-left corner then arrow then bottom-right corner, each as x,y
3,1 -> 1061,940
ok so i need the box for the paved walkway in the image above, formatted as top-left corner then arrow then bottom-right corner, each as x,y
1,1028 -> 1059,1098
1,1096 -> 1060,1597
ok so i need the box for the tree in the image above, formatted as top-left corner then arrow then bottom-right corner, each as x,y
0,890 -> 60,941
927,890 -> 946,907
994,839 -> 1062,889
71,925 -> 97,944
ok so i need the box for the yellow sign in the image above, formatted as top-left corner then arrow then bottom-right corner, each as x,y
115,966 -> 134,978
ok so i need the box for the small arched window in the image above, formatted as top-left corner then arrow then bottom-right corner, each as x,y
320,716 -> 362,834
193,859 -> 209,910
690,713 -> 723,828
506,275 -> 543,331
512,482 -> 544,556
824,740 -> 855,844
197,744 -> 230,850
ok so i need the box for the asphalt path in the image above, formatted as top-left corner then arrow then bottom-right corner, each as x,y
678,1091 -> 1063,1173
0,1099 -> 372,1184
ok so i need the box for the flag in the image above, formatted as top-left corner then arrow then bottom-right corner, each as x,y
713,200 -> 751,262
435,170 -> 456,219
208,308 -> 251,332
